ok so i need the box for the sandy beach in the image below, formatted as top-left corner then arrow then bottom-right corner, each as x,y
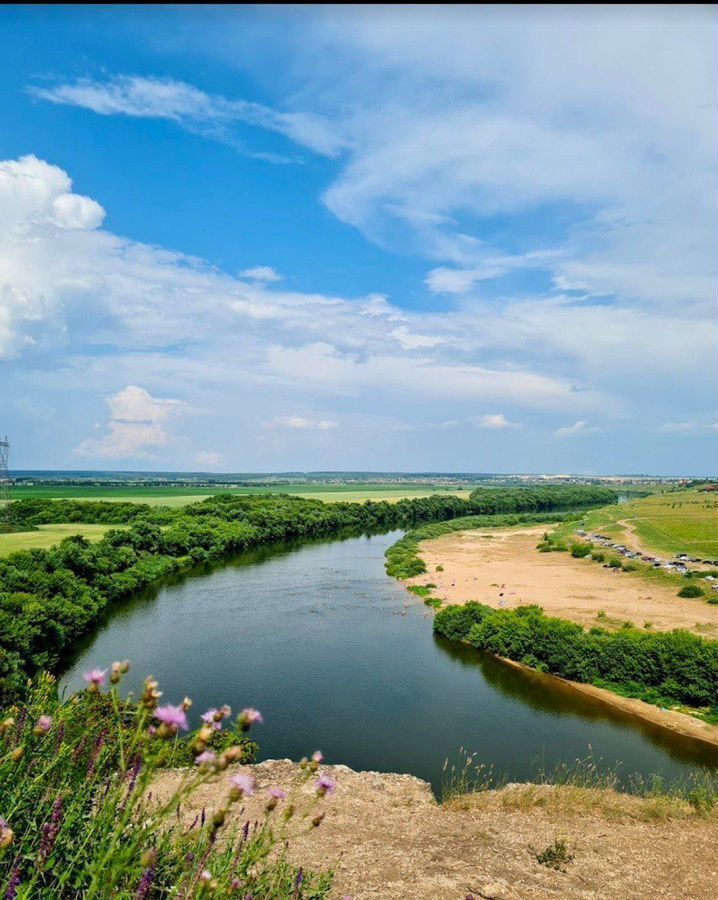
408,526 -> 718,637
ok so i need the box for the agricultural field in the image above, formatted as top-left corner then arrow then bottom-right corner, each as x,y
2,482 -> 468,507
0,523 -> 120,556
552,489 -> 718,560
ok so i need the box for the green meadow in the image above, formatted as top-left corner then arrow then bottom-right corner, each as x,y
0,523 -> 121,556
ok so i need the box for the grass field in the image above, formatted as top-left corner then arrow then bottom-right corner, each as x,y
0,523 -> 120,557
553,489 -> 718,560
2,483 -> 468,507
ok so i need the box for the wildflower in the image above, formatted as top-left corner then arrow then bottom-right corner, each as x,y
229,773 -> 255,801
237,708 -> 263,732
312,750 -> 324,763
0,718 -> 14,734
194,750 -> 217,770
315,774 -> 336,796
267,788 -> 286,800
0,818 -> 14,848
154,705 -> 188,736
82,669 -> 107,691
182,696 -> 192,711
10,748 -> 24,763
140,677 -> 162,710
4,864 -> 20,899
199,870 -> 217,890
38,798 -> 62,862
135,864 -> 155,900
33,715 -> 52,736
311,812 -> 325,828
200,709 -> 222,731
228,879 -> 241,893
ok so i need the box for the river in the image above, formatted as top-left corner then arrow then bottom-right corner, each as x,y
61,531 -> 718,795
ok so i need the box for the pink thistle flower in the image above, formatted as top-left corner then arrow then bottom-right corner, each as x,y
229,773 -> 255,797
267,788 -> 286,800
82,669 -> 107,690
154,705 -> 188,733
200,706 -> 230,730
315,774 -> 336,796
194,751 -> 217,768
312,751 -> 324,763
34,715 -> 52,735
237,707 -> 263,731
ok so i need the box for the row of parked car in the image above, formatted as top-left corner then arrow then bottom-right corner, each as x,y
575,530 -> 718,591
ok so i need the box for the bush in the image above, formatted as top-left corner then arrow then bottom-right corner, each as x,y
590,551 -> 605,562
678,585 -> 704,598
434,603 -> 718,710
570,542 -> 592,558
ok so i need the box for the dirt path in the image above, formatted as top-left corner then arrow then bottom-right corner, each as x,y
154,760 -> 718,899
613,518 -> 716,570
407,526 -> 718,637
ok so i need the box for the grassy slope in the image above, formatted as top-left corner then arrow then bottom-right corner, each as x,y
552,489 -> 718,560
0,523 -> 120,556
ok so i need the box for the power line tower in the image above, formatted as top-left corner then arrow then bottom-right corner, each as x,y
0,436 -> 10,525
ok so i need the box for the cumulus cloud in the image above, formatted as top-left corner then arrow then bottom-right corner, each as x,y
239,266 -> 282,282
553,420 -> 598,439
75,385 -> 185,458
474,413 -> 522,430
30,75 -> 346,160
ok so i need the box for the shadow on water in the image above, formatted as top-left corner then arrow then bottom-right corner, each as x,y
434,635 -> 718,769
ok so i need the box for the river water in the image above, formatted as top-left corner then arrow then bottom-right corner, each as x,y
61,531 -> 718,794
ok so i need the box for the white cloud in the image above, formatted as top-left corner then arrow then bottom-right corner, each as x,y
390,326 -> 443,349
553,420 -> 598,439
75,385 -> 185,459
239,266 -> 282,282
30,75 -> 346,159
474,413 -> 522,430
195,450 -> 223,467
658,421 -> 718,436
263,416 -> 338,431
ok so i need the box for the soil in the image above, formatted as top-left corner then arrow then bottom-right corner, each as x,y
154,760 -> 718,899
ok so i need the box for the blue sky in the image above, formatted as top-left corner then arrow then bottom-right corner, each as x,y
0,5 -> 716,475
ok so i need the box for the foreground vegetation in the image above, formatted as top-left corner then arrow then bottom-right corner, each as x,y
434,603 -> 718,718
0,486 -> 614,703
0,667 -> 332,898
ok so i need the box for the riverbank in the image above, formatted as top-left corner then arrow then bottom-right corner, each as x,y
154,759 -> 717,899
407,526 -> 718,636
498,657 -> 718,749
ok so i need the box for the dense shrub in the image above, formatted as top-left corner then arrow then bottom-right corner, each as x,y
434,604 -> 718,710
678,585 -> 705,598
570,542 -> 592,558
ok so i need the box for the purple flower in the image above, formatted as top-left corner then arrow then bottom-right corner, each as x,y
194,751 -> 217,768
312,751 -> 323,763
154,705 -> 188,733
230,774 -> 255,797
135,865 -> 155,900
4,864 -> 20,899
238,708 -> 263,731
315,774 -> 336,796
267,788 -> 286,800
200,706 -> 230,730
82,669 -> 107,690
34,715 -> 52,735
38,797 -> 63,863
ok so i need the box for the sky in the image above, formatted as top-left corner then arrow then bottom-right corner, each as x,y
0,5 -> 716,476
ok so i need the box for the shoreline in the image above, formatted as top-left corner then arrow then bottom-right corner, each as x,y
396,523 -> 718,751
